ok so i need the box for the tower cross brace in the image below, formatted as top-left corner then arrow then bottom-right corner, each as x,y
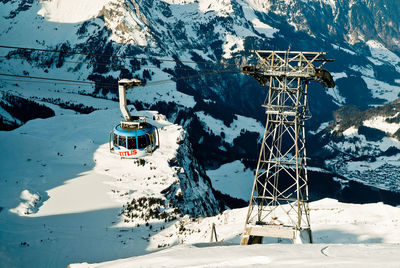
240,50 -> 334,245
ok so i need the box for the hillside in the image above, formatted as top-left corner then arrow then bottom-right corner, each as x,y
1,100 -> 399,267
71,198 -> 400,267
1,1 -> 400,266
0,99 -> 221,267
310,98 -> 400,192
72,243 -> 400,267
1,0 -> 400,177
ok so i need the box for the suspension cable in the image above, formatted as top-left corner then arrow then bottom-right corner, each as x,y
0,68 -> 239,89
0,45 -> 239,67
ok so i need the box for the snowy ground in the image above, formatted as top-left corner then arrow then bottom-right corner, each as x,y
0,96 -> 198,267
72,243 -> 400,268
206,160 -> 253,201
325,120 -> 400,192
0,88 -> 400,268
195,111 -> 264,145
71,198 -> 400,267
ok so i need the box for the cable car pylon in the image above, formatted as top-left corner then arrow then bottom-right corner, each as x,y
240,50 -> 335,245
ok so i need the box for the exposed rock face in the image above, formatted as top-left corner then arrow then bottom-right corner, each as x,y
119,122 -> 222,225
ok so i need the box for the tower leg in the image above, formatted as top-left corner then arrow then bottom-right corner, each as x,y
248,235 -> 263,245
240,235 -> 263,245
294,228 -> 312,244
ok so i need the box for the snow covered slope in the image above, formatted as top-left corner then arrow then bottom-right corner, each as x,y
38,0 -> 113,23
70,198 -> 400,267
1,0 -> 400,169
315,100 -> 400,192
72,243 -> 400,268
0,99 -> 220,267
1,92 -> 398,268
1,1 -> 400,265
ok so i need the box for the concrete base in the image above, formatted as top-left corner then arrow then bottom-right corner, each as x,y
240,225 -> 312,245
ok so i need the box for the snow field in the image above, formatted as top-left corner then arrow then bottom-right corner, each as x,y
367,40 -> 400,68
361,76 -> 400,103
332,44 -> 356,55
38,0 -> 112,23
195,111 -> 264,144
72,243 -> 400,268
363,115 -> 400,135
71,198 -> 400,267
206,160 -> 253,201
0,102 -> 202,267
251,18 -> 279,38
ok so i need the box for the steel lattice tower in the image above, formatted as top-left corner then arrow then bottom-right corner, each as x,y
240,50 -> 335,245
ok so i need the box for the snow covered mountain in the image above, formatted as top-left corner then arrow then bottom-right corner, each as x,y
1,0 -> 400,209
312,99 -> 400,192
1,1 -> 400,266
0,99 -> 222,267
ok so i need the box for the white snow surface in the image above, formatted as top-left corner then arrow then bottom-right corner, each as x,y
326,86 -> 346,105
71,198 -> 400,267
198,0 -> 234,17
325,72 -> 347,105
309,121 -> 331,135
1,93 -> 399,267
331,44 -> 356,55
73,243 -> 400,268
251,18 -> 278,38
38,0 -> 112,23
223,34 -> 245,59
331,72 -> 347,81
161,0 -> 196,4
0,98 -> 212,267
361,76 -> 400,103
367,40 -> 400,69
363,116 -> 400,135
343,126 -> 358,136
331,130 -> 400,154
349,65 -> 374,78
206,160 -> 253,201
196,111 -> 264,144
9,190 -> 41,216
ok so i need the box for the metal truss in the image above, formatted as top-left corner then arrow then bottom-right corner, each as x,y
241,50 -> 334,244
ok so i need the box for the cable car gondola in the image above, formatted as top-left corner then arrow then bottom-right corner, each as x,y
109,79 -> 159,158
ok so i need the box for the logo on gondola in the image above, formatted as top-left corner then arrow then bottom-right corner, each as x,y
119,150 -> 137,157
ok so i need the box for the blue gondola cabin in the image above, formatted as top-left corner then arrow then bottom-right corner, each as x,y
110,118 -> 159,158
109,79 -> 159,158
